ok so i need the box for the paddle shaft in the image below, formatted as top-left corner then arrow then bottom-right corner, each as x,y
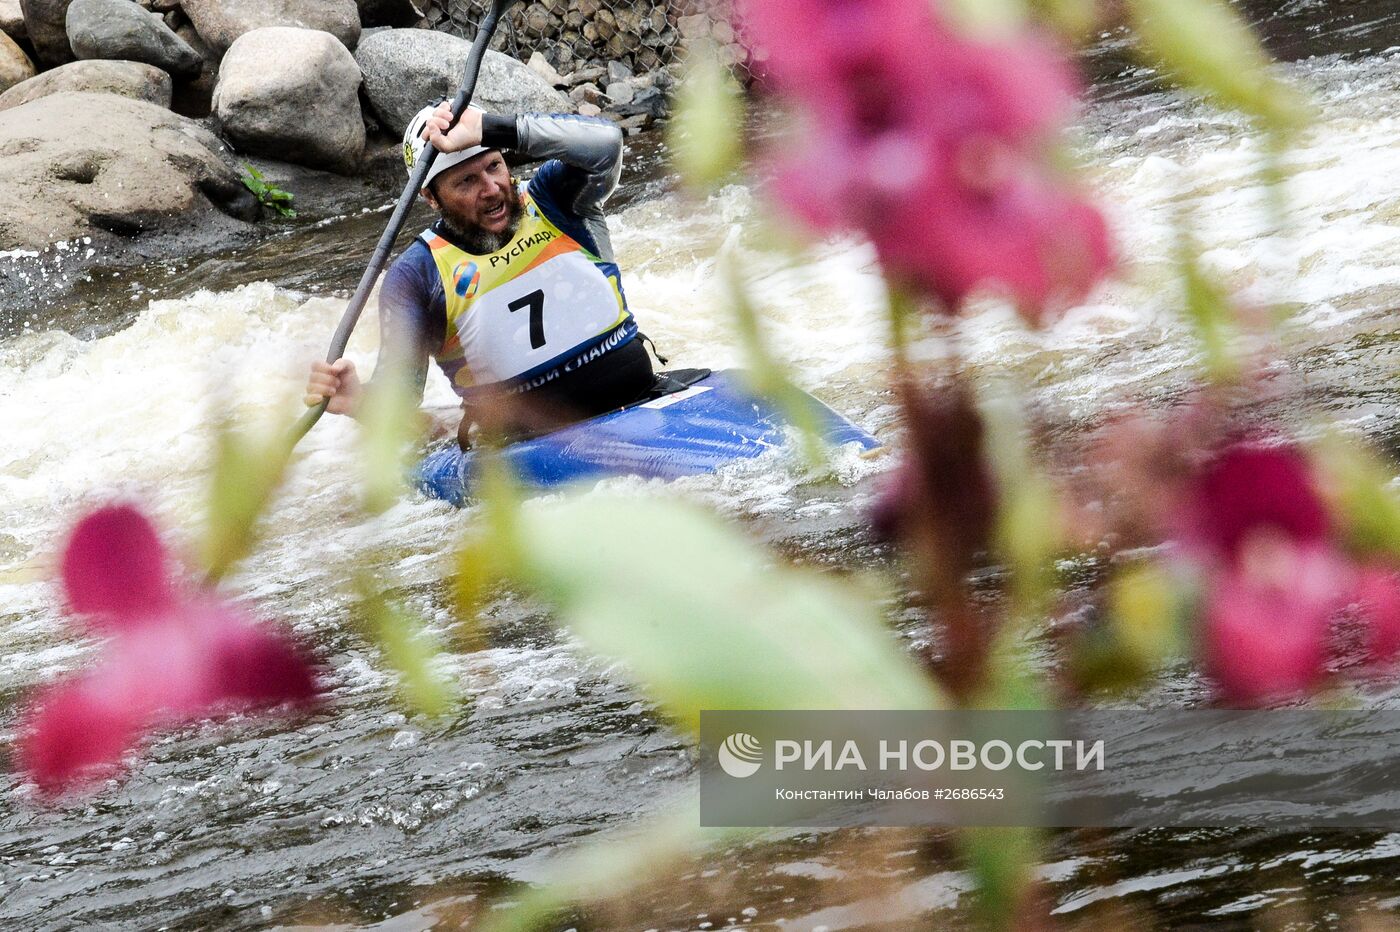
290,0 -> 515,445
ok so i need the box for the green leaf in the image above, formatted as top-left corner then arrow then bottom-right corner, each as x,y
942,0 -> 1028,37
1109,562 -> 1186,665
477,799 -> 749,932
1314,436 -> 1400,558
354,583 -> 457,717
1126,0 -> 1309,133
507,492 -> 944,731
1028,0 -> 1099,40
958,826 -> 1039,929
667,40 -> 744,191
202,416 -> 295,583
1068,561 -> 1192,695
240,163 -> 298,219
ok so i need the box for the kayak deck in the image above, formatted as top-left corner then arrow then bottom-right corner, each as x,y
412,369 -> 879,505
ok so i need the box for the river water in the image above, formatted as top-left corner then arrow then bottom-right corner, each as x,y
5,2 -> 1400,928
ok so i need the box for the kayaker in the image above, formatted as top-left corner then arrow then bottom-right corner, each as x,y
304,101 -> 654,446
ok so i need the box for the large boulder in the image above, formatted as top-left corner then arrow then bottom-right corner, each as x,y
0,58 -> 171,111
356,0 -> 420,28
0,0 -> 25,41
212,26 -> 363,174
19,0 -> 75,66
0,27 -> 34,92
0,91 -> 258,250
182,0 -> 359,56
66,0 -> 203,77
355,28 -> 569,135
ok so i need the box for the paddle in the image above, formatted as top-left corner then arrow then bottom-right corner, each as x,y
290,0 -> 520,445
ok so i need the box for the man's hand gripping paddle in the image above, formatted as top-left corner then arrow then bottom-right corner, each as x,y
290,0 -> 519,446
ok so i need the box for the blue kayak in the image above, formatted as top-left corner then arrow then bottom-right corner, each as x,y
412,368 -> 880,505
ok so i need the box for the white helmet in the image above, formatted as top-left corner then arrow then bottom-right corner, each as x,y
403,102 -> 491,192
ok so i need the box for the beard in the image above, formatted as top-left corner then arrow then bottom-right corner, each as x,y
438,183 -> 525,254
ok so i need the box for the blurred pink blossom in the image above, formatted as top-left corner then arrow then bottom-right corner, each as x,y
1201,542 -> 1345,703
18,505 -> 318,795
1181,442 -> 1330,564
1178,440 -> 1400,702
1355,568 -> 1400,664
739,0 -> 1113,318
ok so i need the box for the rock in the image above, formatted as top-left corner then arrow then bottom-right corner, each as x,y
0,28 -> 33,92
356,0 -> 420,28
711,18 -> 735,45
354,28 -> 569,135
677,12 -> 709,40
605,59 -> 630,84
526,49 -> 563,87
576,101 -> 599,117
614,112 -> 647,134
617,83 -> 666,120
66,0 -> 203,78
212,26 -> 363,174
0,0 -> 25,41
718,41 -> 747,67
183,0 -> 360,55
592,6 -> 614,40
0,58 -> 170,110
568,80 -> 601,106
565,64 -> 604,87
0,91 -> 257,250
19,0 -> 76,65
604,80 -> 632,105
521,2 -> 548,35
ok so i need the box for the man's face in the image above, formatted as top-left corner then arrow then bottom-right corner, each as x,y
423,150 -> 522,252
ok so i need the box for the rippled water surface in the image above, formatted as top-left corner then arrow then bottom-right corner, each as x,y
7,1 -> 1400,928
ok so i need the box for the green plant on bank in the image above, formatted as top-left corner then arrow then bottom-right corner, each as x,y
239,164 -> 297,218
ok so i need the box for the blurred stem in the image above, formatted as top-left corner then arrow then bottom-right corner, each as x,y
353,579 -> 457,717
888,286 -> 917,375
981,385 -> 1059,626
1175,220 -> 1241,384
1260,130 -> 1292,240
721,249 -> 827,469
477,444 -> 525,565
1260,130 -> 1300,332
203,419 -> 297,586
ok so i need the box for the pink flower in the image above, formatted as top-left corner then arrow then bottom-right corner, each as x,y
1179,440 -> 1358,702
1182,442 -> 1330,565
1201,541 -> 1346,703
1354,568 -> 1400,664
738,0 -> 1113,318
18,505 -> 318,795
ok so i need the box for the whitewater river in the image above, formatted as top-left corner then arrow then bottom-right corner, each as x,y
6,1 -> 1400,927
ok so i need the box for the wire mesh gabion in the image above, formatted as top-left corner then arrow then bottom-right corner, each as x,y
418,0 -> 747,81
